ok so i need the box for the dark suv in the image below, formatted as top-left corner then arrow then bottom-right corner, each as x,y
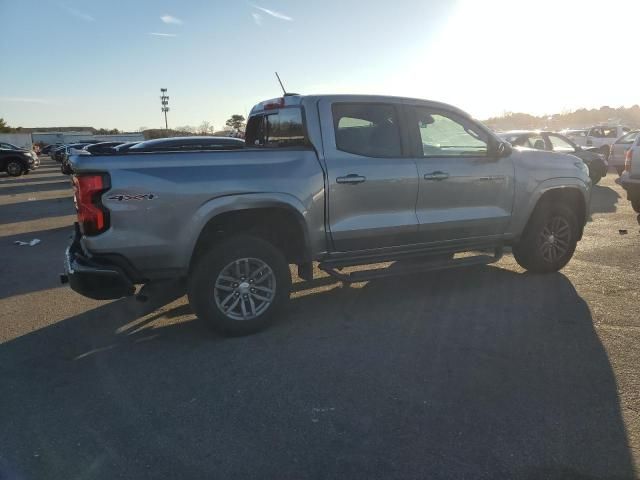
0,142 -> 38,176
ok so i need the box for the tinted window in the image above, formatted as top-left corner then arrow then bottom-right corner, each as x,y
568,130 -> 587,137
245,108 -> 307,148
414,108 -> 487,157
332,103 -> 402,157
603,127 -> 618,138
548,134 -> 575,153
507,135 -> 530,147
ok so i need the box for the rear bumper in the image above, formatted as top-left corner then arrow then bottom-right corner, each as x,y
61,223 -> 136,300
616,173 -> 640,195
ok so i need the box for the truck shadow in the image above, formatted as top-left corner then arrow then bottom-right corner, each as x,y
589,184 -> 620,215
0,197 -> 74,224
0,266 -> 634,479
0,180 -> 71,196
0,174 -> 65,185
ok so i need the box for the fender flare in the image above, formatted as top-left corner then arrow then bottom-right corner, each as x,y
179,192 -> 312,267
509,178 -> 590,238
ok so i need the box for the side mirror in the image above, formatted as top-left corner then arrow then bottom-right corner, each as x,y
493,141 -> 512,159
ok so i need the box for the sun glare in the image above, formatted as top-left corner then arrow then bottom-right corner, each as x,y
382,0 -> 640,118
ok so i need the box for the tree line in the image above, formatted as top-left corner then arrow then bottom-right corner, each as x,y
0,115 -> 247,140
484,105 -> 640,131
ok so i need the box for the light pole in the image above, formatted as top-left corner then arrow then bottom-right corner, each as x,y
160,88 -> 170,131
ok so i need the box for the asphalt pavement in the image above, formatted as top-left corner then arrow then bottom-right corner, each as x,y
1,158 -> 639,479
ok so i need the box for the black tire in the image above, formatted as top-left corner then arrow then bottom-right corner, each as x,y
188,235 -> 291,336
6,159 -> 25,177
599,145 -> 610,160
61,162 -> 72,175
512,203 -> 579,274
616,166 -> 624,176
631,196 -> 640,214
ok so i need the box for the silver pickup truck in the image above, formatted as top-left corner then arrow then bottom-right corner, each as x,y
62,94 -> 592,335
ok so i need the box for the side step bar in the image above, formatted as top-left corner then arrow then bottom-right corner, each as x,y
319,247 -> 503,283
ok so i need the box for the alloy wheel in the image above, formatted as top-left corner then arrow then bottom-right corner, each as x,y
537,216 -> 571,263
214,257 -> 276,321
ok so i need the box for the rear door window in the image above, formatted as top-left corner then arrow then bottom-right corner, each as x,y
245,108 -> 307,148
332,103 -> 402,157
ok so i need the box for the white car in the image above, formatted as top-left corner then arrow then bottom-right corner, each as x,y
582,125 -> 632,158
609,130 -> 640,175
616,135 -> 640,213
561,129 -> 588,144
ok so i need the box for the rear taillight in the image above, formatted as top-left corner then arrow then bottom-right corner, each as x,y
625,149 -> 633,173
72,174 -> 110,235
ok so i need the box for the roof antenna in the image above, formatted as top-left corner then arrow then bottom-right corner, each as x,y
275,71 -> 287,96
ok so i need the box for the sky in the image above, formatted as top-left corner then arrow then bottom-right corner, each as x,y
1,0 -> 639,131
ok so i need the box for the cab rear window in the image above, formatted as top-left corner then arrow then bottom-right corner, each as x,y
245,108 -> 308,148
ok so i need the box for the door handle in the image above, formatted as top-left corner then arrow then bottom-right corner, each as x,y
477,175 -> 504,182
336,174 -> 366,185
423,171 -> 449,181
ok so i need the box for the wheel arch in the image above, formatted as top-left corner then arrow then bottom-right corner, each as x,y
522,184 -> 588,241
185,193 -> 312,273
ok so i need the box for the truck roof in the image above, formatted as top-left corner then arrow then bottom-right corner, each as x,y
250,94 -> 473,119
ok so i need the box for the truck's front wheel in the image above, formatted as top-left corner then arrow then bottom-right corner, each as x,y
512,204 -> 579,274
188,235 -> 291,336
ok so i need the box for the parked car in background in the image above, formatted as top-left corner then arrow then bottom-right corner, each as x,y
609,130 -> 640,175
52,145 -> 70,162
579,125 -> 632,159
561,129 -> 588,144
498,130 -> 607,184
40,143 -> 62,155
616,134 -> 640,212
83,142 -> 125,154
0,142 -> 39,176
60,143 -> 101,174
62,94 -> 592,336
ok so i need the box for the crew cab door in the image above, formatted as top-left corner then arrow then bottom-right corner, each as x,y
318,100 -> 419,252
408,106 -> 514,243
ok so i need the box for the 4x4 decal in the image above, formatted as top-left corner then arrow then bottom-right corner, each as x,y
107,193 -> 157,201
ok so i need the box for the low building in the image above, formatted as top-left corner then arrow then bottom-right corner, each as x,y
31,131 -> 144,145
0,133 -> 33,149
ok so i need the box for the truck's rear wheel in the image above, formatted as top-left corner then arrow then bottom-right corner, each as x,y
512,203 -> 579,273
188,235 -> 291,336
